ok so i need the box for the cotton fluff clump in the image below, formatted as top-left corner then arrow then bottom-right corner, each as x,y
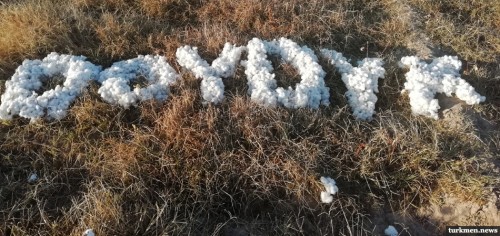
399,56 -> 486,119
320,176 -> 338,203
176,43 -> 245,104
241,38 -> 330,108
0,52 -> 101,121
384,225 -> 398,236
28,173 -> 38,183
321,49 -> 385,121
83,229 -> 95,236
98,55 -> 179,108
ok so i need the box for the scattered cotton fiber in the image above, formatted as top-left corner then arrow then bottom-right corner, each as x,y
320,176 -> 338,203
399,55 -> 485,119
321,49 -> 385,121
384,225 -> 398,236
0,52 -> 101,122
98,55 -> 179,108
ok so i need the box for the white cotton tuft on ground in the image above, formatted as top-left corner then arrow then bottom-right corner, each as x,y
83,228 -> 95,236
0,52 -> 101,122
28,173 -> 38,183
176,43 -> 245,104
320,176 -> 338,203
320,49 -> 385,121
384,225 -> 398,236
242,38 -> 330,108
399,55 -> 485,119
211,43 -> 246,78
98,55 -> 179,108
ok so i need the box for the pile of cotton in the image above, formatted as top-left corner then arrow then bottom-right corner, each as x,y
211,43 -> 246,78
320,176 -> 338,203
321,49 -> 385,121
0,52 -> 101,122
98,55 -> 179,108
240,38 -> 278,106
241,38 -> 330,108
176,43 -> 245,104
399,56 -> 485,119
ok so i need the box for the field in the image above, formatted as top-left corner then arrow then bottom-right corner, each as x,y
0,0 -> 499,235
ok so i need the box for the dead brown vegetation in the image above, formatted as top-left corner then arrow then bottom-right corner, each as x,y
0,0 -> 499,235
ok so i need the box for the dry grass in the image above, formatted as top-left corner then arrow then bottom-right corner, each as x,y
0,1 -> 67,74
0,0 -> 499,235
408,0 -> 500,62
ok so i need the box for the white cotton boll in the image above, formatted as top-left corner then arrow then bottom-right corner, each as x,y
251,88 -> 278,107
0,53 -> 101,121
384,225 -> 398,236
320,191 -> 334,203
320,176 -> 338,195
321,49 -> 385,120
200,76 -> 225,104
176,46 -> 212,79
83,229 -> 95,236
135,87 -> 153,101
137,83 -> 168,102
320,49 -> 353,74
399,55 -> 485,119
399,56 -> 420,68
276,87 -> 293,108
98,55 -> 179,108
28,173 -> 38,183
294,86 -> 310,108
119,93 -> 137,108
320,176 -> 338,203
455,83 -> 485,105
99,77 -> 133,107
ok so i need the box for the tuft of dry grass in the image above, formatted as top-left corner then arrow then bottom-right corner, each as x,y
408,0 -> 500,62
0,0 -> 499,235
0,1 -> 68,74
